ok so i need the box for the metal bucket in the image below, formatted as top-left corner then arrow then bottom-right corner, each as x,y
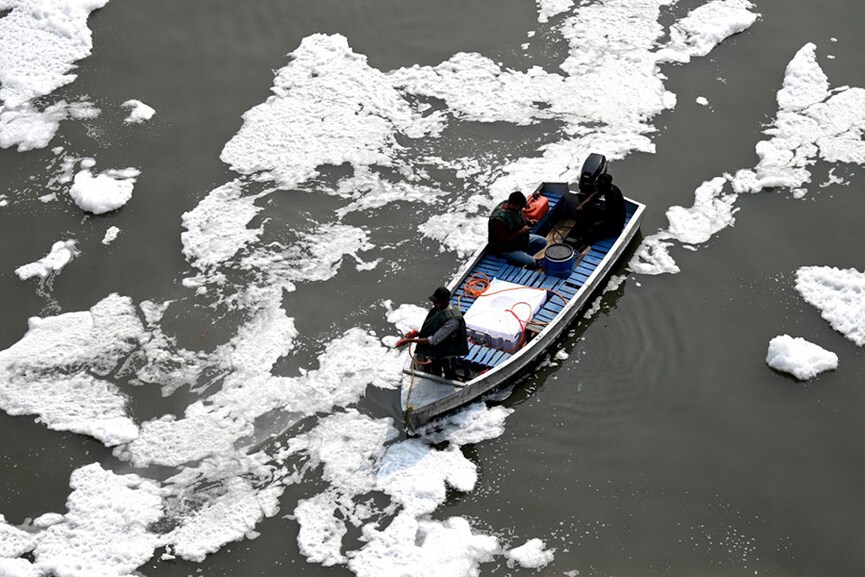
543,242 -> 575,278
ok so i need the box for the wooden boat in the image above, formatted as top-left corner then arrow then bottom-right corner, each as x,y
401,164 -> 645,433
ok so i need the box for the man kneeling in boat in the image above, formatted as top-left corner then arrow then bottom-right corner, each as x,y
488,191 -> 547,268
398,286 -> 469,380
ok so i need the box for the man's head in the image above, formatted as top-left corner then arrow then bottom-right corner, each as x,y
597,173 -> 612,192
429,286 -> 451,309
507,191 -> 527,208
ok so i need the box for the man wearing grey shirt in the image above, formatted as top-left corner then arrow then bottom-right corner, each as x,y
400,286 -> 469,380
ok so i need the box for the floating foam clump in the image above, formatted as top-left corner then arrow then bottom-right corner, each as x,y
766,335 -> 838,380
69,166 -> 140,214
421,403 -> 514,446
30,463 -> 163,577
348,513 -> 499,577
505,538 -> 556,569
657,0 -> 758,64
288,411 -> 397,566
796,266 -> 865,346
102,226 -> 120,245
180,180 -> 267,271
0,0 -> 107,150
121,99 -> 156,123
0,514 -> 37,557
166,476 -> 283,562
15,239 -> 78,280
0,558 -> 40,577
536,0 -> 573,23
0,102 -> 68,151
220,34 -> 440,189
0,294 -> 144,445
0,100 -> 98,151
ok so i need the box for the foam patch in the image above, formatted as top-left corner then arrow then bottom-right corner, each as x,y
766,335 -> 838,380
121,99 -> 155,123
0,294 -> 143,445
31,463 -> 163,577
796,266 -> 865,346
15,239 -> 78,280
505,538 -> 555,569
68,165 -> 140,214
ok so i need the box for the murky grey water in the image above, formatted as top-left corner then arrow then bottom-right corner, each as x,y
1,0 -> 864,575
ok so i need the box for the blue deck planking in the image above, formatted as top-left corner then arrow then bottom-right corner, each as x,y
582,253 -> 603,266
462,343 -> 511,369
594,239 -> 614,250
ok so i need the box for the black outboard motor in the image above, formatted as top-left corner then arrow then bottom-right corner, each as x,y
578,153 -> 607,194
563,152 -> 608,217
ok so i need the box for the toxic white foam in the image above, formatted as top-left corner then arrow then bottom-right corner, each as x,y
15,239 -> 78,280
0,294 -> 143,446
632,42 -> 865,275
220,34 -> 442,189
657,0 -> 758,64
352,404 -> 514,575
795,266 -> 865,346
349,514 -> 499,577
766,335 -> 838,380
126,300 -> 209,396
101,226 -> 120,245
180,180 -> 269,271
165,474 -> 283,562
119,288 -> 296,467
288,402 -> 513,575
0,0 -> 106,150
239,223 -> 374,291
384,301 -> 428,337
0,514 -> 37,557
115,293 -> 399,469
0,99 -> 99,151
23,463 -> 162,577
333,167 -> 446,217
287,410 -> 397,566
69,165 -> 141,214
536,0 -> 573,23
506,538 -> 555,569
121,99 -> 155,123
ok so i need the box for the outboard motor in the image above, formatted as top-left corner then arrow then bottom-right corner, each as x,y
578,153 -> 607,194
563,152 -> 608,216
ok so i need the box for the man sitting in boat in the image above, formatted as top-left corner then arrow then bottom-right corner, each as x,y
488,191 -> 547,268
572,173 -> 626,247
398,286 -> 469,380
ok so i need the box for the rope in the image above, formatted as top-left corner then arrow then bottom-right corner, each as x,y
407,342 -> 432,366
403,342 -> 432,422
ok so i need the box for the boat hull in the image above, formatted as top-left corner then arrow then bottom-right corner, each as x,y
402,183 -> 645,432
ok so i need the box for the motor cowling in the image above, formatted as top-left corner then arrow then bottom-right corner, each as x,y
579,153 -> 607,194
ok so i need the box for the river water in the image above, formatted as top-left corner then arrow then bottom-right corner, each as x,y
1,1 -> 864,576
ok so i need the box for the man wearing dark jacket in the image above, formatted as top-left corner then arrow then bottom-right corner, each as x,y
488,191 -> 547,267
400,286 -> 469,380
573,173 -> 626,246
